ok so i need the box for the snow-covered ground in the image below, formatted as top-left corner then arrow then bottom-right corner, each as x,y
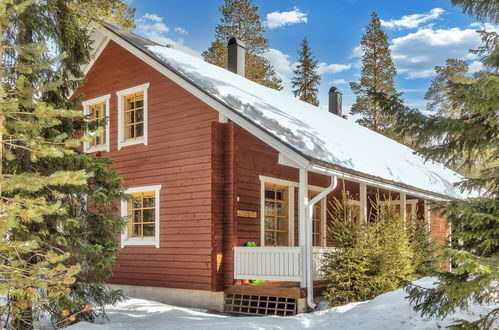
67,278 -> 495,330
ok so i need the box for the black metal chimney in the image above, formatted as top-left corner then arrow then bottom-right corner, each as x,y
328,87 -> 342,116
228,37 -> 246,77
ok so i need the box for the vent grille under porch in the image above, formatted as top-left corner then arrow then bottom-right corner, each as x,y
224,293 -> 297,316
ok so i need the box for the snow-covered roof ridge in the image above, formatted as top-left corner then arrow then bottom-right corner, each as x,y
143,44 -> 470,199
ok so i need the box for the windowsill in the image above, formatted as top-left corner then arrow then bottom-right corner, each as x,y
84,144 -> 108,153
118,137 -> 146,150
121,237 -> 158,247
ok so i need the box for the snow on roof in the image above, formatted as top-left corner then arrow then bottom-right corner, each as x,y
144,45 -> 469,199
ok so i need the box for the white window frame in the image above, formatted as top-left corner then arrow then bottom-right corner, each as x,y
258,176 -> 327,247
121,184 -> 161,248
82,94 -> 111,153
116,83 -> 150,150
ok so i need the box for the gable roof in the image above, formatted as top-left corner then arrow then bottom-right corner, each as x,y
96,23 -> 470,200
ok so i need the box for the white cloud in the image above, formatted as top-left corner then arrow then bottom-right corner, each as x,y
264,7 -> 307,29
263,48 -> 295,92
381,8 -> 445,30
174,27 -> 188,35
390,26 -> 484,79
318,63 -> 352,74
468,60 -> 483,73
329,79 -> 348,85
135,14 -> 200,58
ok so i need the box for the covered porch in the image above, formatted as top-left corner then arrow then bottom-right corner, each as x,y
229,156 -> 439,313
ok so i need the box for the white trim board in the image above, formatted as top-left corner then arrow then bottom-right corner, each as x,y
82,94 -> 111,153
116,82 -> 150,150
121,184 -> 162,248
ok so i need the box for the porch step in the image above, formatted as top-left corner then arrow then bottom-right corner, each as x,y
224,285 -> 305,316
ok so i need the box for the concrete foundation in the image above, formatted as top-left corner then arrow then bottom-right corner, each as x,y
109,284 -> 225,312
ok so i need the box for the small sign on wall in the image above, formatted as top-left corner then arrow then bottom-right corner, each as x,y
237,210 -> 257,218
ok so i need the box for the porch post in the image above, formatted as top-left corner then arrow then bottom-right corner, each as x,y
400,191 -> 407,227
359,183 -> 367,223
298,168 -> 308,288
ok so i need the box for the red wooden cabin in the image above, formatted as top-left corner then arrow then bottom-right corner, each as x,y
72,24 -> 464,315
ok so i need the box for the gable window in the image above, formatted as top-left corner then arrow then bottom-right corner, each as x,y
121,185 -> 161,248
117,83 -> 150,150
82,94 -> 110,153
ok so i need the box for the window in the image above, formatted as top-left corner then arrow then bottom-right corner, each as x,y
310,191 -> 326,247
124,92 -> 144,141
264,184 -> 289,246
82,94 -> 110,153
117,83 -> 150,149
121,185 -> 161,248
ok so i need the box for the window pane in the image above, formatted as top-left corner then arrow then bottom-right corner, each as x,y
143,209 -> 155,222
135,109 -> 144,122
276,232 -> 287,246
276,203 -> 286,216
125,110 -> 134,125
143,224 -> 155,237
265,189 -> 275,200
265,232 -> 275,246
132,210 -> 141,222
125,125 -> 134,139
135,123 -> 144,138
275,189 -> 285,201
143,197 -> 155,208
135,99 -> 144,108
265,201 -> 275,216
132,198 -> 141,209
313,233 -> 321,246
131,224 -> 141,237
277,217 -> 286,230
265,216 -> 275,230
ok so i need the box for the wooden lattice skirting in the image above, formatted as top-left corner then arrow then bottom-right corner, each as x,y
224,293 -> 297,316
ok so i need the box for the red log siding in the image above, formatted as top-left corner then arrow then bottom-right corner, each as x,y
430,211 -> 450,271
74,41 -> 220,291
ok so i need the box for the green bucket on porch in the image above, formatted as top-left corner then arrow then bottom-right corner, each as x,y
244,242 -> 265,285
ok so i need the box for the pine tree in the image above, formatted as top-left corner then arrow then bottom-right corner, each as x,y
424,59 -> 471,118
202,0 -> 283,90
372,1 -> 498,327
0,1 -> 133,328
291,37 -> 321,106
350,12 -> 397,136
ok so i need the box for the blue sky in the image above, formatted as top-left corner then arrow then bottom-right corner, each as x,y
127,0 -> 494,114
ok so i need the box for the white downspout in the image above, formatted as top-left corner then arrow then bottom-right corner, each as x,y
305,175 -> 337,310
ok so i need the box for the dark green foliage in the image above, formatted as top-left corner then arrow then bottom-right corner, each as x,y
406,211 -> 441,277
322,194 -> 416,306
202,0 -> 283,90
370,2 -> 499,327
350,12 -> 398,137
291,37 -> 321,106
1,0 -> 134,328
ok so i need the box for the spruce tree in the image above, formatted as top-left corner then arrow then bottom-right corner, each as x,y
350,12 -> 397,136
372,2 -> 498,327
202,0 -> 283,90
291,37 -> 321,106
1,1 -> 133,328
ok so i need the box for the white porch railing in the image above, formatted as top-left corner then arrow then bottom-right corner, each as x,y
233,247 -> 303,281
313,247 -> 336,280
233,246 -> 335,282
